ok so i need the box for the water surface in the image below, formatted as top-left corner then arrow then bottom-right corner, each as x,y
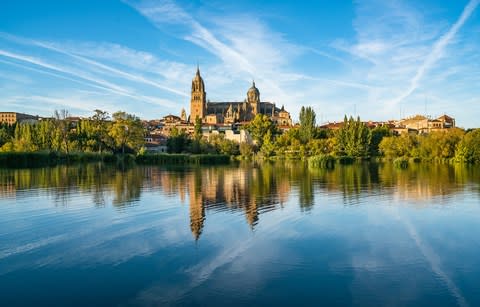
1,162 -> 479,306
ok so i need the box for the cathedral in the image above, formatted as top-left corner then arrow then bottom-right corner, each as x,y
189,67 -> 292,126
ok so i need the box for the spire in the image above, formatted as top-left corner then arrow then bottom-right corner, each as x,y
196,63 -> 200,76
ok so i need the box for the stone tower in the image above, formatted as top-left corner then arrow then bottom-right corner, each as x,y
247,81 -> 260,119
190,66 -> 206,123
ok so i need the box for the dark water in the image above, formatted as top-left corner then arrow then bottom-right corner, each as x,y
1,162 -> 480,306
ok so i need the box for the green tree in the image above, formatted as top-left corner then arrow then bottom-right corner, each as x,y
53,109 -> 72,154
246,114 -> 277,147
454,129 -> 480,163
370,126 -> 391,156
239,142 -> 255,159
167,127 -> 190,153
108,111 -> 145,154
194,117 -> 203,141
336,116 -> 371,157
90,109 -> 110,153
0,125 -> 12,147
378,134 -> 415,159
299,106 -> 316,143
260,130 -> 275,158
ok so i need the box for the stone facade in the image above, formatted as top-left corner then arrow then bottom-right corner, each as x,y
395,114 -> 456,134
0,112 -> 38,125
189,68 -> 292,126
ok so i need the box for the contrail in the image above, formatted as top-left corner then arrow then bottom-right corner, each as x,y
388,0 -> 480,108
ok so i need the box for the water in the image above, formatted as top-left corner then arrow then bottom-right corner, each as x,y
0,162 -> 479,306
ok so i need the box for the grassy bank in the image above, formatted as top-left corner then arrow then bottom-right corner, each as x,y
0,152 -> 231,168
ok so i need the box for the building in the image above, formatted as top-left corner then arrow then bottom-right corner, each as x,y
394,114 -> 456,134
189,67 -> 292,127
0,112 -> 38,125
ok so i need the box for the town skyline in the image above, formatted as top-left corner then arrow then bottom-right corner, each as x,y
1,0 -> 479,127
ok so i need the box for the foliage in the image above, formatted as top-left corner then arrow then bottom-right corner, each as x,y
108,111 -> 145,154
415,129 -> 464,161
194,117 -> 203,141
167,127 -> 190,153
299,106 -> 316,143
454,129 -> 480,163
370,126 -> 391,156
212,135 -> 239,156
239,142 -> 255,159
246,114 -> 277,147
336,116 -> 371,157
260,130 -> 275,158
378,135 -> 415,159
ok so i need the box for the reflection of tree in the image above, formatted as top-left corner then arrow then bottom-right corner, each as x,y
1,162 -> 479,240
112,167 -> 143,207
0,164 -> 144,207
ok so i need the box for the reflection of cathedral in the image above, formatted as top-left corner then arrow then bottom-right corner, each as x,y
184,167 -> 290,240
190,67 -> 292,126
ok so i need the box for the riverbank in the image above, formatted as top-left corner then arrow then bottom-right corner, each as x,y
0,152 -> 231,168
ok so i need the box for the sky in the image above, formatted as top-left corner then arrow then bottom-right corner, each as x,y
0,0 -> 479,127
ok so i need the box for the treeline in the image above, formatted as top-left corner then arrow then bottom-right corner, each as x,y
234,109 -> 388,160
0,110 -> 144,154
1,107 -> 479,165
232,107 -> 480,164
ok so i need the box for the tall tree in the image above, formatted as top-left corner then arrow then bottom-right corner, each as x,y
108,111 -> 145,154
194,117 -> 203,141
246,114 -> 277,147
90,109 -> 110,153
299,106 -> 316,143
336,116 -> 371,157
54,109 -> 71,154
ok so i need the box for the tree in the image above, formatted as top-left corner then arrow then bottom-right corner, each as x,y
54,109 -> 71,154
370,126 -> 391,156
454,129 -> 480,163
90,109 -> 110,153
108,111 -> 145,154
167,127 -> 190,153
246,114 -> 277,147
378,134 -> 415,159
336,116 -> 371,157
299,106 -> 316,143
239,142 -> 254,159
260,130 -> 275,158
194,117 -> 203,141
0,125 -> 12,147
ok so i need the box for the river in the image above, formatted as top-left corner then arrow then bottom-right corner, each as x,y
1,162 -> 479,306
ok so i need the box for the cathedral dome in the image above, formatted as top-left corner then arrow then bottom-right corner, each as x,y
248,81 -> 260,97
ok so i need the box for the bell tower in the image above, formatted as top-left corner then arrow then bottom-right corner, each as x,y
247,80 -> 260,118
190,66 -> 206,123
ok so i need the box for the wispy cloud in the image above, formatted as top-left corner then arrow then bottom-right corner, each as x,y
125,0 -> 304,105
388,0 -> 480,108
0,36 -> 188,114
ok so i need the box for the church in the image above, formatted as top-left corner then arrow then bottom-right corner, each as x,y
189,67 -> 292,126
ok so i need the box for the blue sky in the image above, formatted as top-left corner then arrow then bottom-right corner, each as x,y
0,0 -> 479,127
